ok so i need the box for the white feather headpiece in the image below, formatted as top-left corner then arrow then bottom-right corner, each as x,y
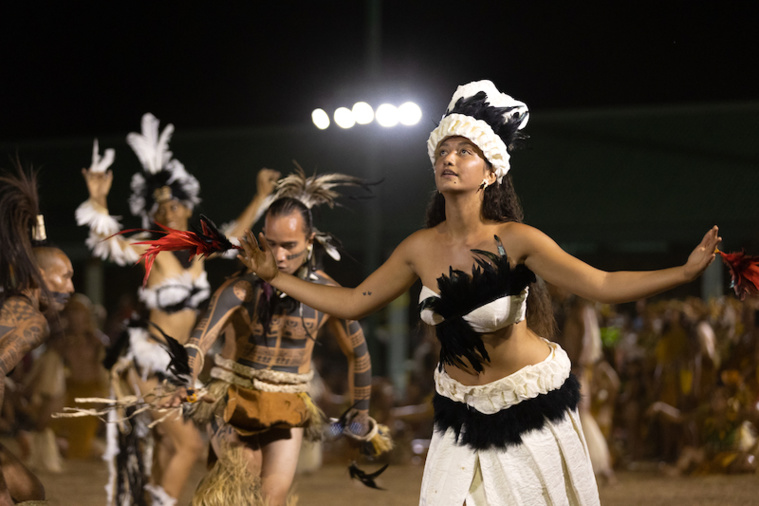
127,113 -> 200,227
427,80 -> 529,183
126,113 -> 174,174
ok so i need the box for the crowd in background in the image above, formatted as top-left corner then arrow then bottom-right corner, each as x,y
3,287 -> 759,483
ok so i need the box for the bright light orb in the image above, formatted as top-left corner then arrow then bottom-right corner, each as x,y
352,102 -> 374,125
398,101 -> 422,126
311,108 -> 330,130
375,103 -> 399,128
334,107 -> 356,129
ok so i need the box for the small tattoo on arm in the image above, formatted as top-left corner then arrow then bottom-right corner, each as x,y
362,291 -> 372,296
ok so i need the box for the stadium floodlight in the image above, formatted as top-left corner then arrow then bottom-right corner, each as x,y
375,103 -> 399,128
311,108 -> 330,130
352,102 -> 374,125
334,107 -> 356,129
398,101 -> 422,126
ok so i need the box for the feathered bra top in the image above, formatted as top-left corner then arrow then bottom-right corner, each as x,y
419,236 -> 536,373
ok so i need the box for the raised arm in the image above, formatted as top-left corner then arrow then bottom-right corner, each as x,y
76,168 -> 146,264
516,224 -> 721,304
184,274 -> 253,379
224,168 -> 280,240
238,230 -> 420,320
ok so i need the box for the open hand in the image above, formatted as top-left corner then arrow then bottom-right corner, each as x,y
237,230 -> 279,281
683,226 -> 722,281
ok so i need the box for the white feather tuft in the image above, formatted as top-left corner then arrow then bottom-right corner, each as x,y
90,139 -> 115,173
75,200 -> 122,236
126,113 -> 174,174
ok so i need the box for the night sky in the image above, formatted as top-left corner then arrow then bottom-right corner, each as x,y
4,1 -> 758,141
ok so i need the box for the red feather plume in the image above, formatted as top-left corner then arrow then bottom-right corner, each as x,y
718,250 -> 759,300
111,215 -> 241,286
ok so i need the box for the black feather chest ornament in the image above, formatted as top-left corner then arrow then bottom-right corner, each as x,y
419,235 -> 535,373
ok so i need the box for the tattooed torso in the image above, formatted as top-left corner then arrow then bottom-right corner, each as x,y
187,270 -> 371,410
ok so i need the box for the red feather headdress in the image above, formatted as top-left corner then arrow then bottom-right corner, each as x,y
111,215 -> 240,286
718,250 -> 759,300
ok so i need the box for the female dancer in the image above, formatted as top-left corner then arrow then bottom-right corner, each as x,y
238,80 -> 721,505
76,114 -> 278,505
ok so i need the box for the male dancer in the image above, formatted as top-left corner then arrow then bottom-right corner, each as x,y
0,167 -> 75,505
181,170 -> 375,506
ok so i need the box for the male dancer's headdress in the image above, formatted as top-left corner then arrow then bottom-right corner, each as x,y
427,80 -> 530,183
0,164 -> 50,304
267,162 -> 369,262
128,113 -> 200,228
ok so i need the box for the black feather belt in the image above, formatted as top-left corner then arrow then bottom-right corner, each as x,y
432,374 -> 580,450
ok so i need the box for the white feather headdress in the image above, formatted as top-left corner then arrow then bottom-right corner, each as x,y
126,113 -> 201,227
427,80 -> 529,183
267,162 -> 369,261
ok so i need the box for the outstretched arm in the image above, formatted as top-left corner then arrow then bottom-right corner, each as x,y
224,168 -> 280,240
518,225 -> 721,304
238,230 -> 420,320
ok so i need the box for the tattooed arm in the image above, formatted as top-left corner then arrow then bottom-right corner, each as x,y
0,298 -> 49,408
328,317 -> 372,420
184,273 -> 256,379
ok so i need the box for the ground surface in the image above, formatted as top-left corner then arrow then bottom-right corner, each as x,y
25,456 -> 759,505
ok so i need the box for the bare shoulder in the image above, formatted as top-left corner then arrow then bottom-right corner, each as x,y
0,296 -> 43,323
496,222 -> 554,263
397,228 -> 439,255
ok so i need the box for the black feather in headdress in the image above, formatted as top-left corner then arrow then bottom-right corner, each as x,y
447,91 -> 529,151
420,236 -> 535,372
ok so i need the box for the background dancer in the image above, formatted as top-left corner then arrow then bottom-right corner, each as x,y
0,165 -> 75,505
237,80 -> 722,505
178,168 -> 376,506
75,113 -> 278,505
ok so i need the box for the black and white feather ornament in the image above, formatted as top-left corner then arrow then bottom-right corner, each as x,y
427,80 -> 530,183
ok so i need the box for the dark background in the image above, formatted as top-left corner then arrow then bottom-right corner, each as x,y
2,0 -> 758,317
3,1 -> 757,139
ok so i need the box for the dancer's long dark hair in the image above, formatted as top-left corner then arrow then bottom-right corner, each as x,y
425,173 -> 556,338
0,163 -> 49,306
